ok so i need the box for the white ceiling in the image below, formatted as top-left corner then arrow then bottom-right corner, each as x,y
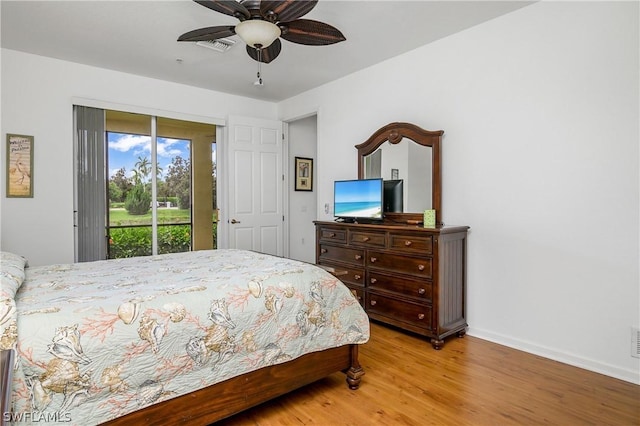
1,1 -> 532,102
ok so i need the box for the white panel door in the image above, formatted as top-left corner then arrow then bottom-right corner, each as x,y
227,115 -> 283,256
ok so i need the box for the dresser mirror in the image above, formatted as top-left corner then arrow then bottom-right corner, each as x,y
356,122 -> 443,225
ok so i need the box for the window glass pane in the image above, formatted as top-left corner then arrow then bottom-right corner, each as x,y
159,137 -> 191,216
107,130 -> 153,258
158,137 -> 191,254
158,116 -> 215,251
106,110 -> 153,259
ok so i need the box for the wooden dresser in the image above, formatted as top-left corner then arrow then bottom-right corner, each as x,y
315,220 -> 469,349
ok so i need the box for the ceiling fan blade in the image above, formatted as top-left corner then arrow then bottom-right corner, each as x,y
194,0 -> 251,20
260,0 -> 317,22
280,19 -> 345,45
178,26 -> 237,42
246,39 -> 282,63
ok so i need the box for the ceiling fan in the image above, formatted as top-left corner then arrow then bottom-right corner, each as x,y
178,0 -> 346,64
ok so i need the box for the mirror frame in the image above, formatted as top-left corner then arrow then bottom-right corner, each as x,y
356,122 -> 443,225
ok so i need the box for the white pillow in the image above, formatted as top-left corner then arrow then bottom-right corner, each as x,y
0,252 -> 24,350
1,251 -> 28,299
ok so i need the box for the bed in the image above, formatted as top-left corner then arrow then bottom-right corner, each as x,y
0,249 -> 369,425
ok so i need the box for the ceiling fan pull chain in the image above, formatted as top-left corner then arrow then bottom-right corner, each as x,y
256,48 -> 263,86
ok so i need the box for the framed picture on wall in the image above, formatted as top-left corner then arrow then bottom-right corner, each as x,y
295,157 -> 313,191
6,134 -> 34,198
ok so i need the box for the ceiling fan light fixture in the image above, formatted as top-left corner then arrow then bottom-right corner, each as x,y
235,19 -> 281,49
178,0 -> 344,64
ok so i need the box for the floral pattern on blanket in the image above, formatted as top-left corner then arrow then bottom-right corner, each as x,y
1,251 -> 27,351
8,249 -> 369,425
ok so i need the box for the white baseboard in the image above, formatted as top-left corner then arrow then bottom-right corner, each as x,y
467,327 -> 640,385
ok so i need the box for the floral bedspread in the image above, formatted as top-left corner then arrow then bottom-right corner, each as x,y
1,249 -> 369,425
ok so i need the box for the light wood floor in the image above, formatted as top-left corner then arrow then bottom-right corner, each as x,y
217,322 -> 639,425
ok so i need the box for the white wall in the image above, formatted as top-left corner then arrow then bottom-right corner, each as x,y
0,49 -> 277,267
287,115 -> 317,263
278,1 -> 640,383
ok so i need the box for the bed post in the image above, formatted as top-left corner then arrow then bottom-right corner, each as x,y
345,344 -> 365,390
1,349 -> 15,426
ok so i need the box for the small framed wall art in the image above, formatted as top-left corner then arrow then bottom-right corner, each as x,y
294,157 -> 313,191
6,134 -> 34,198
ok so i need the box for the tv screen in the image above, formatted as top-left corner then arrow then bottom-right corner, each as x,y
384,179 -> 404,213
334,178 -> 383,221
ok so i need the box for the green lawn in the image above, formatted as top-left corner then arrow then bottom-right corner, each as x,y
107,208 -> 218,258
109,208 -> 191,226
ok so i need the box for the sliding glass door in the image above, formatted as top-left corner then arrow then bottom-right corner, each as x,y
74,107 -> 216,261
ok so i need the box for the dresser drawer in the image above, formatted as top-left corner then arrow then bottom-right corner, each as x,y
319,262 -> 365,287
349,230 -> 386,248
367,251 -> 432,279
368,271 -> 432,301
389,234 -> 433,255
319,245 -> 365,266
318,227 -> 347,244
346,286 -> 364,307
366,292 -> 432,329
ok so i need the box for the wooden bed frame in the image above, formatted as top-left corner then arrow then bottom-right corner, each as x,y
1,349 -> 14,426
1,345 -> 364,425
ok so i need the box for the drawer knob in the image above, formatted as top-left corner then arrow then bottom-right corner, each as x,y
370,278 -> 377,284
355,254 -> 362,260
329,232 -> 336,237
405,240 -> 413,246
418,288 -> 426,295
354,274 -> 361,280
418,313 -> 425,320
370,257 -> 377,263
321,248 -> 327,254
418,264 -> 425,271
370,300 -> 377,306
363,236 -> 370,242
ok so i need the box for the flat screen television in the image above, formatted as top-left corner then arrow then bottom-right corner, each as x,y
334,178 -> 383,222
383,179 -> 404,213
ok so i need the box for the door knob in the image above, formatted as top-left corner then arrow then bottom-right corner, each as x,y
231,219 -> 241,224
